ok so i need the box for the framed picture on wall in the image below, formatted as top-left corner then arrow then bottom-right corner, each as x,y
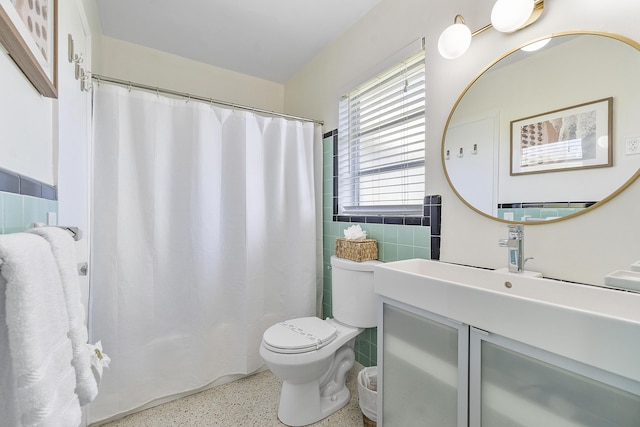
510,97 -> 612,176
0,0 -> 57,98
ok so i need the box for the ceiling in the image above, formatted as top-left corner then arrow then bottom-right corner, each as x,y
95,0 -> 380,84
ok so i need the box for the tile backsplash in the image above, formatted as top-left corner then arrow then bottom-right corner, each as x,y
497,201 -> 594,222
0,192 -> 59,234
0,167 -> 58,234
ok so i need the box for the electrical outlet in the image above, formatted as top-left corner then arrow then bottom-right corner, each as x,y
626,137 -> 640,155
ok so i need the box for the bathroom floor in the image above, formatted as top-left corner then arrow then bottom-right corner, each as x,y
100,369 -> 365,427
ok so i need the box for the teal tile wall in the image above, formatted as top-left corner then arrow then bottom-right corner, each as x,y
322,134 -> 431,367
0,191 -> 58,234
498,206 -> 585,222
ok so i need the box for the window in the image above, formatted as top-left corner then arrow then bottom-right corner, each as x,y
337,51 -> 426,216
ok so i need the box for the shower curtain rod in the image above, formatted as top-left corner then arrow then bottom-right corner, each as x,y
90,74 -> 324,125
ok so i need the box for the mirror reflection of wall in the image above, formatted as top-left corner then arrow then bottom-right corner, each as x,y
443,32 -> 640,223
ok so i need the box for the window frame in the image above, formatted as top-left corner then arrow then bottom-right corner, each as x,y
337,50 -> 426,217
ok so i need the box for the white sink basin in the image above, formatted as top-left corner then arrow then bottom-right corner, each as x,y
375,259 -> 640,383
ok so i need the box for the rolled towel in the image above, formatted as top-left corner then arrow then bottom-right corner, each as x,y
28,226 -> 99,406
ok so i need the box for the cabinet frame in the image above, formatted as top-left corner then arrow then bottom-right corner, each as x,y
378,297 -> 469,427
469,327 -> 640,427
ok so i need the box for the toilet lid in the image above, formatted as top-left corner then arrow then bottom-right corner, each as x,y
263,317 -> 337,354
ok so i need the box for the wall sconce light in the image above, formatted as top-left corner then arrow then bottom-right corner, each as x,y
437,15 -> 472,60
438,0 -> 544,59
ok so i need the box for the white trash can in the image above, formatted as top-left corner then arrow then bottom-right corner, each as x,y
357,366 -> 377,426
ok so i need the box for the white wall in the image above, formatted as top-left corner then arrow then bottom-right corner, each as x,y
0,35 -> 54,183
285,0 -> 640,285
0,1 -> 95,188
96,36 -> 286,113
57,0 -> 94,293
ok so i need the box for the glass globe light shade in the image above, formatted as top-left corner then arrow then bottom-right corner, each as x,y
438,23 -> 472,59
491,0 -> 534,33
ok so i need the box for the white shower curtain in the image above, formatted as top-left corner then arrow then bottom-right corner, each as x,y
88,84 -> 322,423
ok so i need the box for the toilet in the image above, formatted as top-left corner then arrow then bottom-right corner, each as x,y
260,255 -> 381,426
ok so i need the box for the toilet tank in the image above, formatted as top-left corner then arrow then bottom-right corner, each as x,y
330,255 -> 382,328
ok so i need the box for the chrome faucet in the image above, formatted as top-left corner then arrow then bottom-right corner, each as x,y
498,224 -> 530,273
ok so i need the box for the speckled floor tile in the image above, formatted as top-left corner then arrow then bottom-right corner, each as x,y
99,369 -> 366,427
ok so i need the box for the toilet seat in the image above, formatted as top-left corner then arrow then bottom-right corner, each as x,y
263,317 -> 337,354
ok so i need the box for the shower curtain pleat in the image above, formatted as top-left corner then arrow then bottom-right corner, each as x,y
88,84 -> 321,423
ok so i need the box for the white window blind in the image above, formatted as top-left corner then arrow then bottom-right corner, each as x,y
337,51 -> 426,216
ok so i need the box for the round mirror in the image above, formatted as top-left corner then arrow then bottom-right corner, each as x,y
442,31 -> 640,224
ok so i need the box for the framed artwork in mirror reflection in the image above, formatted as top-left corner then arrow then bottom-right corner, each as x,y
510,97 -> 612,175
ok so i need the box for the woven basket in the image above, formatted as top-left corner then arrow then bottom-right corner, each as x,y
363,415 -> 376,427
335,238 -> 378,262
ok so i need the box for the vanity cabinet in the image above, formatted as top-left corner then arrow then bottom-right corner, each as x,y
379,300 -> 468,427
469,328 -> 640,427
378,297 -> 640,426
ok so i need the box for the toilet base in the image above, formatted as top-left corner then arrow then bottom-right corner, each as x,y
275,344 -> 356,426
278,380 -> 351,426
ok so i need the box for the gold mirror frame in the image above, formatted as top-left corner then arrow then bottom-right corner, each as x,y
442,31 -> 640,225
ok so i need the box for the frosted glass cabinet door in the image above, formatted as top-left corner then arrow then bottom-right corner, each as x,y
381,301 -> 468,427
470,328 -> 640,427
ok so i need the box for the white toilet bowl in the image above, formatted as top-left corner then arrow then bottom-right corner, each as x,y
259,317 -> 362,426
260,256 -> 381,426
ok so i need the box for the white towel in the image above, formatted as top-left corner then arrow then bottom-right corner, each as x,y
0,233 -> 81,426
0,273 -> 19,425
28,226 -> 99,406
